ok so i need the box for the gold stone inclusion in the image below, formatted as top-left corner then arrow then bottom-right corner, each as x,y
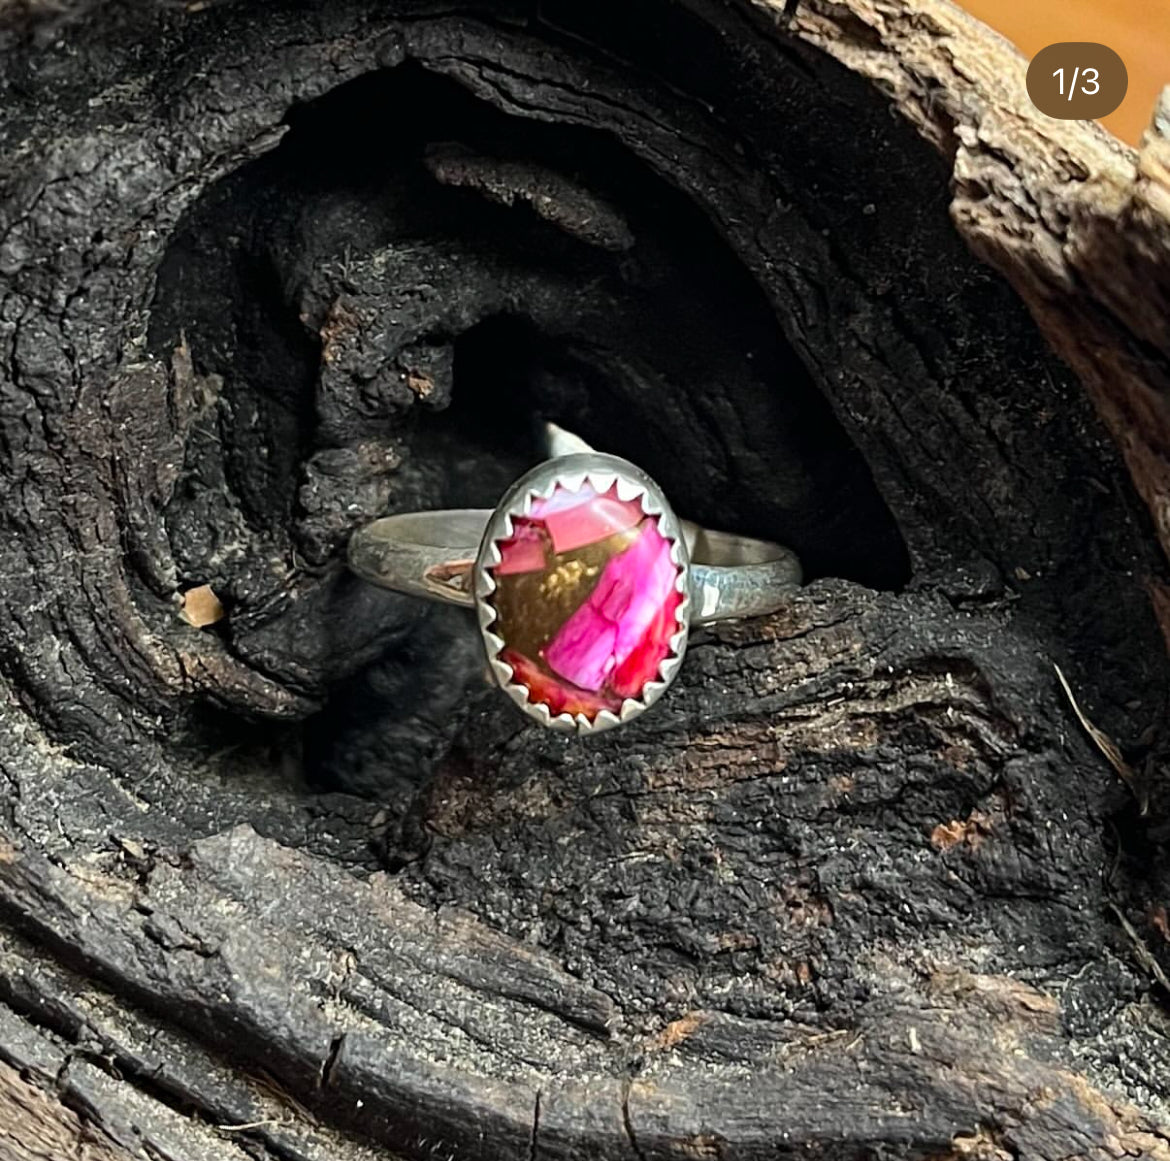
492,523 -> 643,663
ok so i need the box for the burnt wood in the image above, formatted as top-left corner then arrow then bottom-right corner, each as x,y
0,0 -> 1168,1157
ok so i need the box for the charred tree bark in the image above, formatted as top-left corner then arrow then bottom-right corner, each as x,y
0,0 -> 1169,1158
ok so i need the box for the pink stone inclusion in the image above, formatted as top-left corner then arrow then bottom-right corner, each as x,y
492,483 -> 683,719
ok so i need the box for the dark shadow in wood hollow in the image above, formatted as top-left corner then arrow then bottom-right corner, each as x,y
147,62 -> 910,791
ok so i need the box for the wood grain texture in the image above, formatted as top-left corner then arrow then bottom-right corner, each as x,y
0,1061 -> 132,1161
791,0 -> 1170,637
0,0 -> 1168,1158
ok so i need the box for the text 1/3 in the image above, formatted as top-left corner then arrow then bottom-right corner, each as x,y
1026,44 -> 1127,120
1052,67 -> 1100,100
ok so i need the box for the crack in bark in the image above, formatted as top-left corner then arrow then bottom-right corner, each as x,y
620,1077 -> 649,1161
527,1087 -> 541,1161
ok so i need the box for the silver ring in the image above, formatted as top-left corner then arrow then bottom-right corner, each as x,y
348,426 -> 801,735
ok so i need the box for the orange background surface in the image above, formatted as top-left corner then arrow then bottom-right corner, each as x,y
962,0 -> 1169,145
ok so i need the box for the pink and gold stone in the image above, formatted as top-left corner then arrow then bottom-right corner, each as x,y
488,482 -> 684,720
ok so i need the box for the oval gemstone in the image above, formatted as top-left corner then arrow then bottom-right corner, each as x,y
489,482 -> 683,719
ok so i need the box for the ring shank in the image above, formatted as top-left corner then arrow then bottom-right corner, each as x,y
348,510 -> 800,623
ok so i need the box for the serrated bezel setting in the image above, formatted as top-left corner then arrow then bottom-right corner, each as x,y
473,452 -> 691,735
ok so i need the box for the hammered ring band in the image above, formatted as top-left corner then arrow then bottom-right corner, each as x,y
347,425 -> 801,734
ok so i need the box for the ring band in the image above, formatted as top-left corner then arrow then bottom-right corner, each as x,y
347,513 -> 799,624
348,428 -> 801,734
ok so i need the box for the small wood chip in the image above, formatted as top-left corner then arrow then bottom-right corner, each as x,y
1054,664 -> 1146,814
179,584 -> 226,628
406,371 -> 434,397
930,810 -> 991,852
